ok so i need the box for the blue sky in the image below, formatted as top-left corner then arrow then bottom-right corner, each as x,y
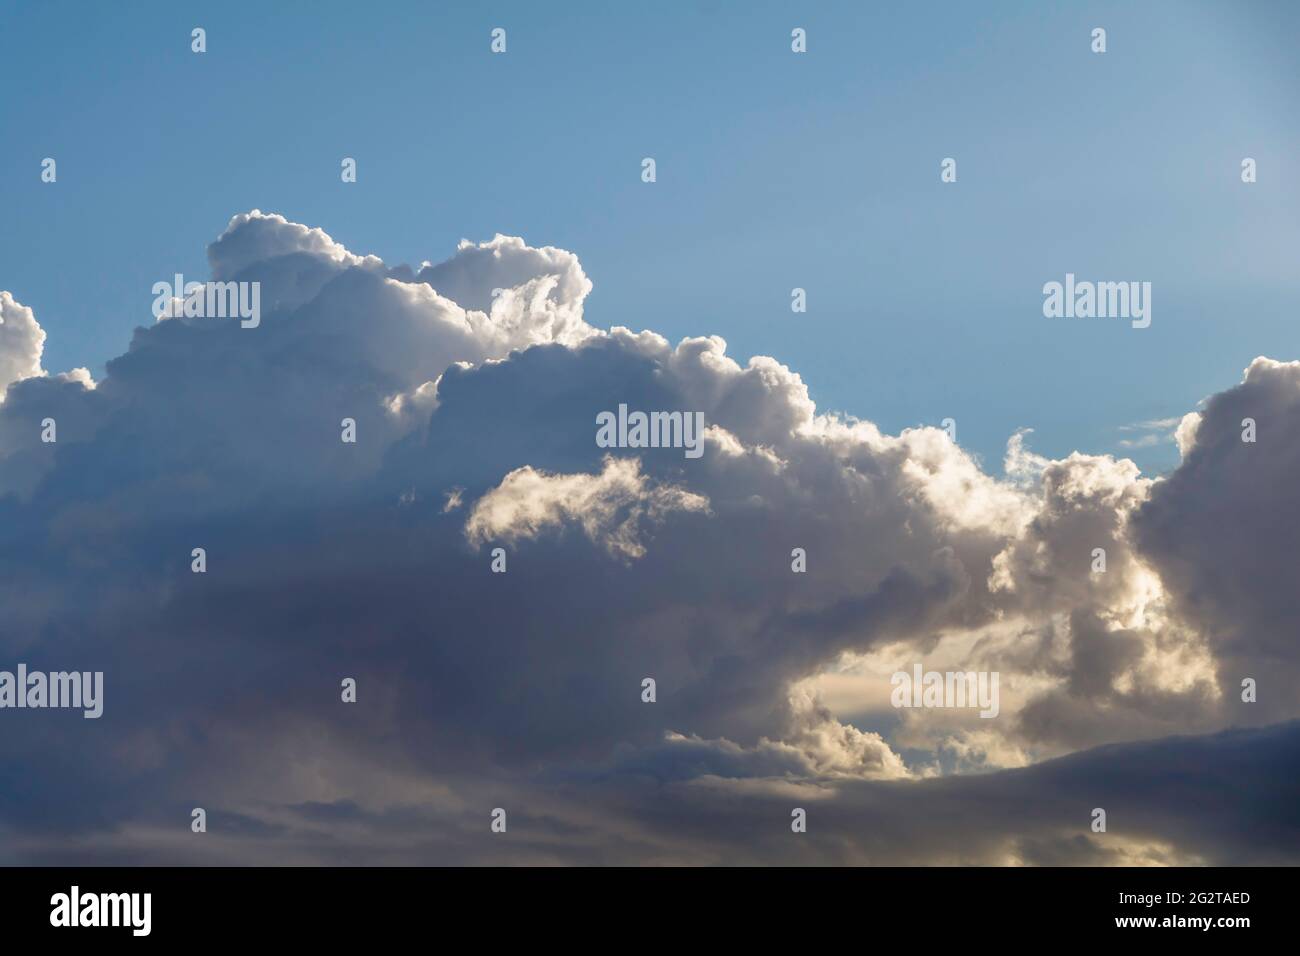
3,0 -> 1298,475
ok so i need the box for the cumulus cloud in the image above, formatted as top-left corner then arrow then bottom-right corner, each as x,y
1,212 -> 1296,864
1133,356 -> 1300,726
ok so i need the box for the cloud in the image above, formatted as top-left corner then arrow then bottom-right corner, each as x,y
1133,357 -> 1300,726
0,212 -> 1296,864
465,455 -> 710,561
0,291 -> 46,397
415,233 -> 595,347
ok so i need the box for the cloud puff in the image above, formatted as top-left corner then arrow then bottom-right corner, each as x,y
466,455 -> 710,560
0,212 -> 1296,864
416,234 -> 595,347
0,291 -> 45,396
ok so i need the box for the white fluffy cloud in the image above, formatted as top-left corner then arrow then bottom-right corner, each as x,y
0,291 -> 45,397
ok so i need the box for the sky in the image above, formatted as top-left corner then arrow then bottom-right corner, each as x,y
1,1 -> 1299,866
4,0 -> 1298,474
